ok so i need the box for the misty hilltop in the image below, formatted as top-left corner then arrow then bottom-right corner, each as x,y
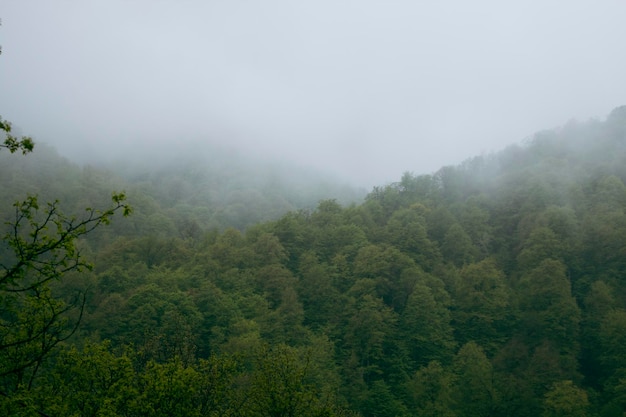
0,140 -> 366,234
2,1 -> 625,187
3,105 -> 626,237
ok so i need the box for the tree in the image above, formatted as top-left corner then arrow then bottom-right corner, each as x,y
453,258 -> 511,354
441,223 -> 477,267
542,380 -> 589,417
385,207 -> 440,271
580,280 -> 617,388
245,344 -> 346,417
517,259 -> 581,357
32,341 -> 137,417
400,283 -> 456,368
598,309 -> 626,387
131,358 -> 203,417
341,285 -> 399,387
452,342 -> 496,417
297,252 -> 342,329
0,121 -> 131,406
406,361 -> 456,417
352,244 -> 416,310
359,380 -> 408,417
516,226 -> 566,272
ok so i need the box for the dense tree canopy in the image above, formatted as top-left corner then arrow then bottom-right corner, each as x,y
1,107 -> 626,415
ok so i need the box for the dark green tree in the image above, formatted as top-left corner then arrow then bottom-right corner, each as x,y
400,282 -> 456,367
598,309 -> 626,390
441,223 -> 477,267
517,259 -> 581,359
452,342 -> 496,417
453,258 -> 511,353
406,361 -> 456,417
245,344 -> 346,417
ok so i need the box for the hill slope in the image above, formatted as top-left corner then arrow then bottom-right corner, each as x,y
2,106 -> 626,416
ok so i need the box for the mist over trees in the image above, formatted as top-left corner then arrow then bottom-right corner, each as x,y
2,106 -> 626,416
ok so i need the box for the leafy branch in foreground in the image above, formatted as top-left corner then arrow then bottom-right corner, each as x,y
1,193 -> 132,291
0,116 -> 34,155
0,192 -> 132,396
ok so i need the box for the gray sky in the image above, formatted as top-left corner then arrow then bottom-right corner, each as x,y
1,1 -> 625,187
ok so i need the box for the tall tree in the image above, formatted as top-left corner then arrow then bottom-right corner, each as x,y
406,361 -> 456,417
453,259 -> 511,354
452,342 -> 497,417
517,260 -> 581,357
400,282 -> 456,368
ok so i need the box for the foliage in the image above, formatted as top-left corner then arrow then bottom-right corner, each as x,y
2,107 -> 626,415
1,116 -> 34,155
0,121 -> 131,414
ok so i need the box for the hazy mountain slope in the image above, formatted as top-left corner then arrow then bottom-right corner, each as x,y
3,106 -> 626,416
0,141 -> 367,237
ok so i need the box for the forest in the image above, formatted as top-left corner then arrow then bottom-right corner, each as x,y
2,106 -> 626,416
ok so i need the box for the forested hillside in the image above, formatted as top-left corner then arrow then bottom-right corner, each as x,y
2,106 -> 626,416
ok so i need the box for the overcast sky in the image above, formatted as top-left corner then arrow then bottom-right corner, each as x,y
1,1 -> 625,187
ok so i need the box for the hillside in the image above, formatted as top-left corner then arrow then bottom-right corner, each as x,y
2,106 -> 626,416
0,142 -> 366,236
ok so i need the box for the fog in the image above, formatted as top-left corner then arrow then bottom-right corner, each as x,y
1,1 -> 625,188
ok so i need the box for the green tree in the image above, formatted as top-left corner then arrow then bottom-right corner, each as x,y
297,252 -> 342,329
598,309 -> 626,387
517,259 -> 581,358
194,353 -> 247,417
251,232 -> 288,266
400,282 -> 456,367
580,280 -> 617,388
131,358 -> 203,417
386,206 -> 440,270
191,279 -> 239,357
33,341 -> 137,417
542,380 -> 589,417
342,285 -> 398,385
114,282 -> 202,363
453,259 -> 511,354
516,226 -> 566,271
454,196 -> 492,257
208,228 -> 253,270
359,379 -> 408,417
245,344 -> 345,417
406,361 -> 456,417
441,223 -> 477,267
352,244 -> 416,310
452,342 -> 496,417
